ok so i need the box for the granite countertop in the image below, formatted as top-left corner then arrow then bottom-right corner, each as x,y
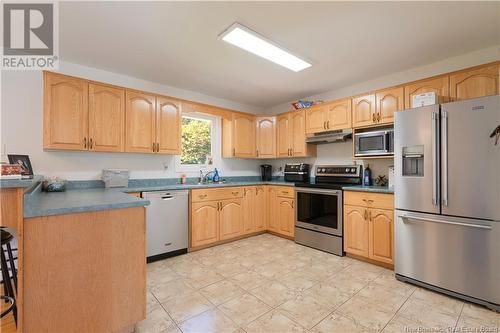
342,185 -> 394,194
122,179 -> 294,193
23,177 -> 295,218
0,175 -> 43,189
24,188 -> 151,218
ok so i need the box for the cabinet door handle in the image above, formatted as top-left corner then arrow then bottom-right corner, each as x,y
89,138 -> 93,149
372,113 -> 376,122
362,199 -> 374,204
152,143 -> 155,152
377,113 -> 381,122
157,142 -> 160,152
83,137 -> 87,149
232,191 -> 238,195
233,148 -> 236,156
198,194 -> 207,199
364,209 -> 368,220
323,121 -> 326,130
327,120 -> 330,129
256,149 -> 259,157
290,148 -> 293,156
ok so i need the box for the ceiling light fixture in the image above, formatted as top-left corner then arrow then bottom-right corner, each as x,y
219,23 -> 312,72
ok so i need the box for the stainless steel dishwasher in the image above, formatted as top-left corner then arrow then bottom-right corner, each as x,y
142,190 -> 189,262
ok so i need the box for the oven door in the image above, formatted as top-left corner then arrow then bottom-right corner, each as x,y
355,130 -> 392,157
295,188 -> 342,236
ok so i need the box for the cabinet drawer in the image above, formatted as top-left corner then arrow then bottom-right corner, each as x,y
275,186 -> 294,198
191,187 -> 243,202
344,191 -> 394,210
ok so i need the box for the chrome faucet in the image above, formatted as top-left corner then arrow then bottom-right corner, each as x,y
199,170 -> 216,184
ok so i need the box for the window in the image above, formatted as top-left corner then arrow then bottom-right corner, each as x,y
178,113 -> 215,169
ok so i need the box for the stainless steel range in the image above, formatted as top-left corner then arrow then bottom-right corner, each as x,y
294,165 -> 362,256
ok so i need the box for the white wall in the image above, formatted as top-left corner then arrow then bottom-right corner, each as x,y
266,45 -> 500,114
0,62 -> 262,180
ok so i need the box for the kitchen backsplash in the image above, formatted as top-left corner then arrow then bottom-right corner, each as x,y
263,141 -> 393,179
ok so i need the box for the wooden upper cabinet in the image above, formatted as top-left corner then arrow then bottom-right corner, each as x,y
375,87 -> 404,125
291,110 -> 306,156
449,64 -> 499,101
306,99 -> 352,134
256,116 -> 276,158
191,201 -> 219,248
291,110 -> 316,157
43,72 -> 88,150
156,97 -> 181,154
219,199 -> 243,240
88,83 -> 125,152
326,99 -> 352,130
305,105 -> 327,134
352,94 -> 376,128
344,205 -> 369,257
125,91 -> 156,153
233,113 -> 256,157
368,208 -> 394,265
277,113 -> 291,157
223,112 -> 256,158
404,75 -> 449,108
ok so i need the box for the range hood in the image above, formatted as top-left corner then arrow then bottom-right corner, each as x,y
305,129 -> 352,144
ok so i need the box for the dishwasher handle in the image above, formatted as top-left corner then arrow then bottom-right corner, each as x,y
161,196 -> 174,200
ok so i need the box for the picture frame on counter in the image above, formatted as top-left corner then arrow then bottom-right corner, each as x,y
8,154 -> 34,176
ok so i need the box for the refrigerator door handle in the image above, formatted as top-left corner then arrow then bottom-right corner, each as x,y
442,110 -> 449,206
432,111 -> 439,206
400,213 -> 492,230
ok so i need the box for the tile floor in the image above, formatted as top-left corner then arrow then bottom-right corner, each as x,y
136,234 -> 500,333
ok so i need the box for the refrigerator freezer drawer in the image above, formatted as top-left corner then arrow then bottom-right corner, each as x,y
395,210 -> 500,308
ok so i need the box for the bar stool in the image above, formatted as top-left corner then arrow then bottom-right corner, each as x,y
1,229 -> 17,324
0,295 -> 15,321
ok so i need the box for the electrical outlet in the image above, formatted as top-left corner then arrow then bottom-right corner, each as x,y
163,162 -> 169,171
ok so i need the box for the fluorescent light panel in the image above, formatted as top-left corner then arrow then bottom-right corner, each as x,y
220,23 -> 311,72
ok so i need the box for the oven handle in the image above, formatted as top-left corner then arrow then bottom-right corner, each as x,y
295,188 -> 342,195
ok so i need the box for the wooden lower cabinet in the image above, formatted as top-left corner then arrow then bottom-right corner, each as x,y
344,192 -> 394,266
277,197 -> 294,237
368,208 -> 394,265
191,201 -> 220,247
267,186 -> 295,238
219,198 -> 243,240
254,187 -> 267,231
267,186 -> 280,233
190,185 -> 294,248
242,187 -> 255,234
344,205 -> 369,257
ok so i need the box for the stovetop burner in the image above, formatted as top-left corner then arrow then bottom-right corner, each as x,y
294,182 -> 345,190
295,164 -> 363,190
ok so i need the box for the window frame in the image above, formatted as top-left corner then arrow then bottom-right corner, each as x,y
175,112 -> 217,173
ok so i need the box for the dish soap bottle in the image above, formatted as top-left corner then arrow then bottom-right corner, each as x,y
213,168 -> 220,183
363,164 -> 372,186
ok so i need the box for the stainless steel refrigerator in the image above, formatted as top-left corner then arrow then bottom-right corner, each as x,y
394,95 -> 500,311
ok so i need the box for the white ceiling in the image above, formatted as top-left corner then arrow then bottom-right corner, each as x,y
60,2 -> 500,109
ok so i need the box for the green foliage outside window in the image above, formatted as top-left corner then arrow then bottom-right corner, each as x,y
181,116 -> 212,165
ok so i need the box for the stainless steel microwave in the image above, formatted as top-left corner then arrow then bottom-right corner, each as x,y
354,128 -> 394,157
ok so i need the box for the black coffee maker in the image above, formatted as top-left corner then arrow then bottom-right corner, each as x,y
260,164 -> 272,181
